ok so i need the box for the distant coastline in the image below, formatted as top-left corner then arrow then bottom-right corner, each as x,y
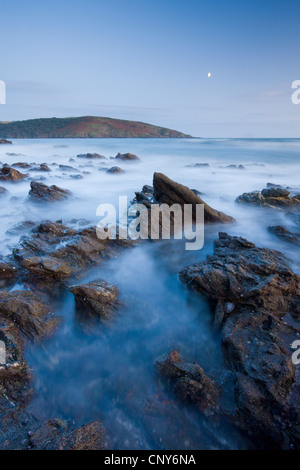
0,116 -> 192,139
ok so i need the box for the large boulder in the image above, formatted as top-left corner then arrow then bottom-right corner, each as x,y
236,187 -> 300,209
153,172 -> 235,224
179,232 -> 300,448
28,181 -> 72,203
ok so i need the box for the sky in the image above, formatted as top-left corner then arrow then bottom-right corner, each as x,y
0,0 -> 300,137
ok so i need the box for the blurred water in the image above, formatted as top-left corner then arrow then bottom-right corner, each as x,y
1,138 -> 300,449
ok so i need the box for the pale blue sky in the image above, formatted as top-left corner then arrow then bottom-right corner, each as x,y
1,0 -> 300,137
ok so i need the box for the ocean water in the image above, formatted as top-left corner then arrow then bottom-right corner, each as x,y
1,138 -> 300,449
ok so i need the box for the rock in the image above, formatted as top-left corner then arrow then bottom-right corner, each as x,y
153,172 -> 235,224
13,221 -> 134,282
155,350 -> 220,416
69,280 -> 120,325
0,186 -> 8,195
77,153 -> 107,160
0,167 -> 27,182
39,163 -> 51,172
236,187 -> 299,209
268,225 -> 300,246
6,220 -> 36,236
142,185 -> 153,195
179,232 -> 300,448
261,188 -> 290,199
0,139 -> 12,144
107,166 -> 125,174
11,162 -> 31,169
0,260 -> 18,288
115,152 -> 140,161
28,181 -> 72,203
29,419 -> 105,450
185,163 -> 210,168
59,164 -> 79,172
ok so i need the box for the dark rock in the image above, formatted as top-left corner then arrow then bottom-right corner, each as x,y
77,153 -> 107,160
39,163 -> 51,172
115,152 -> 140,161
69,280 -> 120,324
107,166 -> 125,174
0,186 -> 8,195
13,221 -> 134,282
236,187 -> 299,209
155,350 -> 220,416
179,232 -> 300,448
0,139 -> 12,145
142,185 -> 153,195
268,225 -> 300,246
11,162 -> 31,169
6,221 -> 36,236
59,164 -> 79,172
153,172 -> 235,224
28,181 -> 72,203
29,419 -> 105,450
0,167 -> 27,182
0,260 -> 18,288
185,163 -> 210,168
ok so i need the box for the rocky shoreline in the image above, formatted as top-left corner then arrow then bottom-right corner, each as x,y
0,150 -> 299,450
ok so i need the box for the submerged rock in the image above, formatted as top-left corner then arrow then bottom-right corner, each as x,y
268,225 -> 300,246
179,232 -> 300,448
155,350 -> 220,416
0,139 -> 12,145
0,166 -> 27,182
115,152 -> 140,161
0,186 -> 8,196
107,166 -> 125,174
28,419 -> 105,450
69,280 -> 120,324
28,181 -> 72,203
153,172 -> 235,224
77,153 -> 107,160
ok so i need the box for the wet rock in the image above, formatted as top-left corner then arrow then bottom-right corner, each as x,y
0,260 -> 18,288
29,419 -> 105,450
0,139 -> 12,145
0,166 -> 27,182
14,221 -> 134,282
155,350 -> 221,416
11,162 -> 31,169
179,232 -> 300,448
153,172 -> 235,224
6,220 -> 36,236
268,225 -> 300,246
59,164 -> 79,172
236,187 -> 299,209
69,280 -> 120,324
115,152 -> 140,161
28,181 -> 72,203
77,153 -> 107,160
107,166 -> 125,174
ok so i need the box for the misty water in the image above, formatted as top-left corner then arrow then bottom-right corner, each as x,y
1,138 -> 300,449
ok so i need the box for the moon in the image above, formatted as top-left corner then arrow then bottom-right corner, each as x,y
208,72 -> 212,78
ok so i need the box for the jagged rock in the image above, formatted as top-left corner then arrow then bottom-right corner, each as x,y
155,350 -> 220,416
179,232 -> 300,448
153,172 -> 235,224
28,181 -> 72,203
13,221 -> 134,282
236,187 -> 300,209
115,152 -> 140,161
268,225 -> 300,246
107,166 -> 125,174
69,280 -> 120,325
0,260 -> 18,288
0,167 -> 27,182
29,419 -> 105,450
77,153 -> 107,160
